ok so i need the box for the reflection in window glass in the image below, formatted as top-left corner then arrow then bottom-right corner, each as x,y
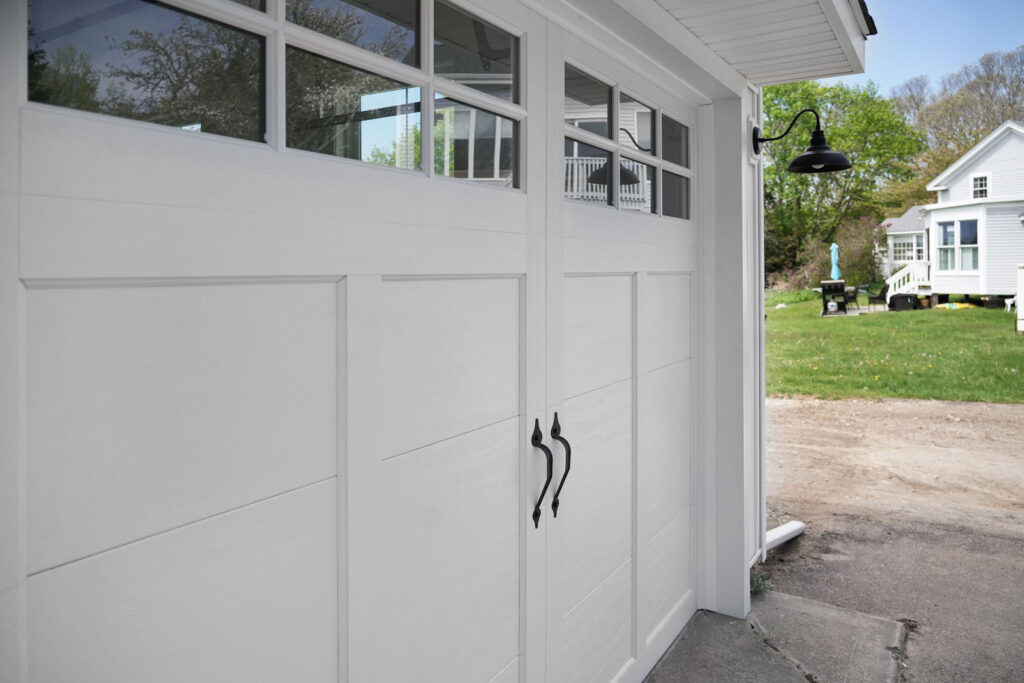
663,115 -> 689,168
621,158 -> 654,213
287,0 -> 418,66
434,94 -> 517,187
564,137 -> 611,206
620,93 -> 653,154
663,171 -> 690,219
565,65 -> 610,138
230,0 -> 266,10
286,47 -> 420,169
27,0 -> 265,141
434,2 -> 517,103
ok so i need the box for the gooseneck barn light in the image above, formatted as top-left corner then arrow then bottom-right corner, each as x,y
752,108 -> 852,173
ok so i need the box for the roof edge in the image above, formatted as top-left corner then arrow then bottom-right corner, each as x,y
925,121 -> 1024,191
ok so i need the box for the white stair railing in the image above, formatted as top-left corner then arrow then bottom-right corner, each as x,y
885,261 -> 930,303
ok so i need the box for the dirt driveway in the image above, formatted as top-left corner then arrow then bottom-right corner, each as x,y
762,397 -> 1024,682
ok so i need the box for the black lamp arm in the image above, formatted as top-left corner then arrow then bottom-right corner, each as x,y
619,127 -> 651,152
757,108 -> 821,144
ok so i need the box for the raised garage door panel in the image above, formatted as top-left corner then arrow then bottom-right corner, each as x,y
362,276 -> 523,683
27,480 -> 338,683
26,281 -> 338,573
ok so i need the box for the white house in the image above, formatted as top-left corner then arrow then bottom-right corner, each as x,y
886,120 -> 1024,301
880,205 -> 926,278
0,1 -> 874,682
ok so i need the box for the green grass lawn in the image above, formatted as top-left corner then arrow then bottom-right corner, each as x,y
766,295 -> 1024,403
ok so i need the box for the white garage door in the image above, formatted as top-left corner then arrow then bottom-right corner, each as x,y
11,1 -> 700,681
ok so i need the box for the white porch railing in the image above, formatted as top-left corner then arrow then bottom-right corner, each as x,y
564,157 -> 652,211
885,260 -> 930,303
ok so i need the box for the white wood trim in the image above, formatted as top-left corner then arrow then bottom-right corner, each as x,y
927,122 -> 1024,190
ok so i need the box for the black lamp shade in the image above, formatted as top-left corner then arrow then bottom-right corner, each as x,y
786,129 -> 851,173
587,162 -> 641,186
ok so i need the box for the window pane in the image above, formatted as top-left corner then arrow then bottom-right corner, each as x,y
961,246 -> 978,271
229,0 -> 265,10
621,158 -> 654,213
960,219 -> 978,245
939,222 -> 955,246
564,137 -> 611,205
663,170 -> 690,219
939,248 -> 954,270
565,65 -> 610,138
620,93 -> 653,154
663,115 -> 689,167
434,94 -> 517,187
286,47 -> 421,169
287,0 -> 418,66
434,1 -> 517,103
28,0 -> 265,142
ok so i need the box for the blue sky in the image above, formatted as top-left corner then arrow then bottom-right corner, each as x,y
824,0 -> 1024,95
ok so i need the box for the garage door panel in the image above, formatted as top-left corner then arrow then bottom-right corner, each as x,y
638,360 -> 692,544
26,281 -> 339,573
27,480 -> 338,683
557,561 -> 632,683
378,419 -> 520,683
639,509 -> 692,647
556,380 -> 632,614
642,272 -> 692,372
563,275 -> 633,399
380,277 -> 520,459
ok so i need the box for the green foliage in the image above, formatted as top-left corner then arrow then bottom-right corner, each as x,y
765,289 -> 820,307
750,570 -> 773,596
766,299 -> 1024,404
763,81 -> 925,274
366,123 -> 453,173
790,216 -> 884,290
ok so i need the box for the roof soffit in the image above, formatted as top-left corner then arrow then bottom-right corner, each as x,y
614,0 -> 872,86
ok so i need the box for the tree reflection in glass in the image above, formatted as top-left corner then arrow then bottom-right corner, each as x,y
28,0 -> 264,142
287,0 -> 418,66
286,47 -> 421,169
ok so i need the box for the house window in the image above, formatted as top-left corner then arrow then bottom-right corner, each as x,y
563,65 -> 692,218
434,1 -> 518,103
915,234 -> 925,260
892,237 -> 916,262
972,175 -> 988,199
959,219 -> 978,271
27,0 -> 266,142
287,0 -> 420,66
28,0 -> 524,188
938,222 -> 955,271
434,94 -> 517,186
937,220 -> 979,271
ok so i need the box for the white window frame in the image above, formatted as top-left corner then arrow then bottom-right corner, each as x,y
562,63 -> 693,219
971,173 -> 989,199
25,0 -> 528,190
936,219 -> 980,272
892,236 -> 917,262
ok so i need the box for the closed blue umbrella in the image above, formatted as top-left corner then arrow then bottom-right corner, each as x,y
830,242 -> 841,280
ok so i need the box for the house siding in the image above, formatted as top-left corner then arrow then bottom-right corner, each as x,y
943,132 -> 1024,203
985,204 -> 1024,295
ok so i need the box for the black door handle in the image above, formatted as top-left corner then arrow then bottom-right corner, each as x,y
550,412 -> 572,517
531,418 -> 553,529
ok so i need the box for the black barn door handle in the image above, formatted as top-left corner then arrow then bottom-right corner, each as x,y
550,412 -> 571,517
531,419 -> 553,529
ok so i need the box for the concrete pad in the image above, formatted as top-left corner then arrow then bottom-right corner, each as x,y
645,592 -> 905,683
643,609 -> 808,683
750,591 -> 905,683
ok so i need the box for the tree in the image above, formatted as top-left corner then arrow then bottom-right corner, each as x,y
763,81 -> 924,274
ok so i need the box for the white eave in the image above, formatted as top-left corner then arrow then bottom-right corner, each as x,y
613,0 -> 874,87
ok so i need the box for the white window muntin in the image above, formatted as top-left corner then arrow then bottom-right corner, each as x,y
971,173 -> 989,199
935,217 -> 981,272
31,0 -> 528,182
563,67 -> 693,217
